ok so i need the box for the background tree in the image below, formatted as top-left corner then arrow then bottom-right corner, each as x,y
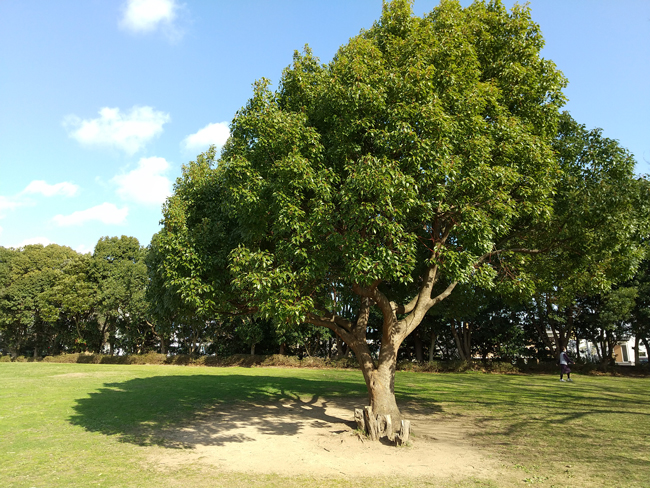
0,244 -> 79,357
520,114 -> 648,358
50,252 -> 100,353
629,257 -> 650,363
575,286 -> 638,364
90,236 -> 149,355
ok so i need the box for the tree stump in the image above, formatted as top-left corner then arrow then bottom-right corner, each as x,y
354,408 -> 365,432
363,406 -> 379,441
395,419 -> 411,446
356,407 -> 409,445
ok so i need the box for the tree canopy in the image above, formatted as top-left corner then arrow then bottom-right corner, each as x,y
156,0 -> 580,421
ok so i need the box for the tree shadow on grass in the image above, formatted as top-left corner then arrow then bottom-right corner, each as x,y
68,373 -> 441,449
434,374 -> 650,472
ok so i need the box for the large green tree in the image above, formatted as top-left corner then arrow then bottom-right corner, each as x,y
159,0 -> 580,423
90,236 -> 149,354
521,114 -> 648,358
0,244 -> 80,357
49,252 -> 100,353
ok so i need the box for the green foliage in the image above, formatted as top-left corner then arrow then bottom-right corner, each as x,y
91,236 -> 151,354
629,256 -> 650,349
516,115 -> 649,356
0,244 -> 81,356
158,0 -> 568,359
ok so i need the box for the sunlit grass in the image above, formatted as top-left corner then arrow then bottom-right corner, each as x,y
0,363 -> 647,488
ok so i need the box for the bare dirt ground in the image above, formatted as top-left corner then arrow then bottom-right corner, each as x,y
148,396 -> 504,480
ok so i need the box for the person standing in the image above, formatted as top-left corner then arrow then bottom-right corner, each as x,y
559,347 -> 574,382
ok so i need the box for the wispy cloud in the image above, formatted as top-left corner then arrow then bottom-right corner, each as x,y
113,156 -> 172,206
52,203 -> 129,227
182,122 -> 230,153
120,0 -> 185,40
22,180 -> 79,197
0,180 -> 80,220
0,196 -> 23,218
17,237 -> 53,247
64,106 -> 170,154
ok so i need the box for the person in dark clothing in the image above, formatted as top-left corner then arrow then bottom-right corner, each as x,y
559,347 -> 574,382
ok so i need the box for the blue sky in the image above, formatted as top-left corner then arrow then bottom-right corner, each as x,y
1,0 -> 648,253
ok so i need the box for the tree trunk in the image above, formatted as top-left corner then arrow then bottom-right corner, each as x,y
633,336 -> 640,365
98,319 -> 110,354
428,332 -> 436,362
250,343 -> 256,355
335,337 -> 347,359
279,342 -> 286,355
594,334 -> 603,361
356,353 -> 401,423
414,328 -> 423,362
450,320 -> 465,361
532,314 -> 555,356
451,320 -> 471,361
306,275 -> 458,441
606,330 -> 617,366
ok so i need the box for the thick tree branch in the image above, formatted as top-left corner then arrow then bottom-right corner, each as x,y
430,280 -> 458,307
353,280 -> 396,326
391,295 -> 418,315
306,312 -> 354,341
310,306 -> 354,333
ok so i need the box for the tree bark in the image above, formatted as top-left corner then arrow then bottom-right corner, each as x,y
451,320 -> 471,361
428,332 -> 437,362
360,357 -> 402,422
532,310 -> 555,356
335,337 -> 347,359
414,328 -> 423,362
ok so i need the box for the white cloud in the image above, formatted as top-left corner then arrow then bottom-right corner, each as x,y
75,244 -> 93,255
0,196 -> 22,217
64,106 -> 170,154
18,237 -> 52,247
112,156 -> 172,206
182,122 -> 230,153
22,180 -> 79,197
120,0 -> 184,40
52,203 -> 129,227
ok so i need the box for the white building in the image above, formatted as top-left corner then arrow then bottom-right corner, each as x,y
572,337 -> 648,366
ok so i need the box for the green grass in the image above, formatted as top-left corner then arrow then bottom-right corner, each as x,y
0,363 -> 648,488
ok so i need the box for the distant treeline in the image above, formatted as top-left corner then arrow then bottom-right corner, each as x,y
1,235 -> 649,364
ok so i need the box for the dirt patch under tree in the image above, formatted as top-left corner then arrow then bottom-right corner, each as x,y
147,396 -> 505,480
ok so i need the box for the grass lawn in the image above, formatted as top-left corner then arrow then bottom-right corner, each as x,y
0,362 -> 648,488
